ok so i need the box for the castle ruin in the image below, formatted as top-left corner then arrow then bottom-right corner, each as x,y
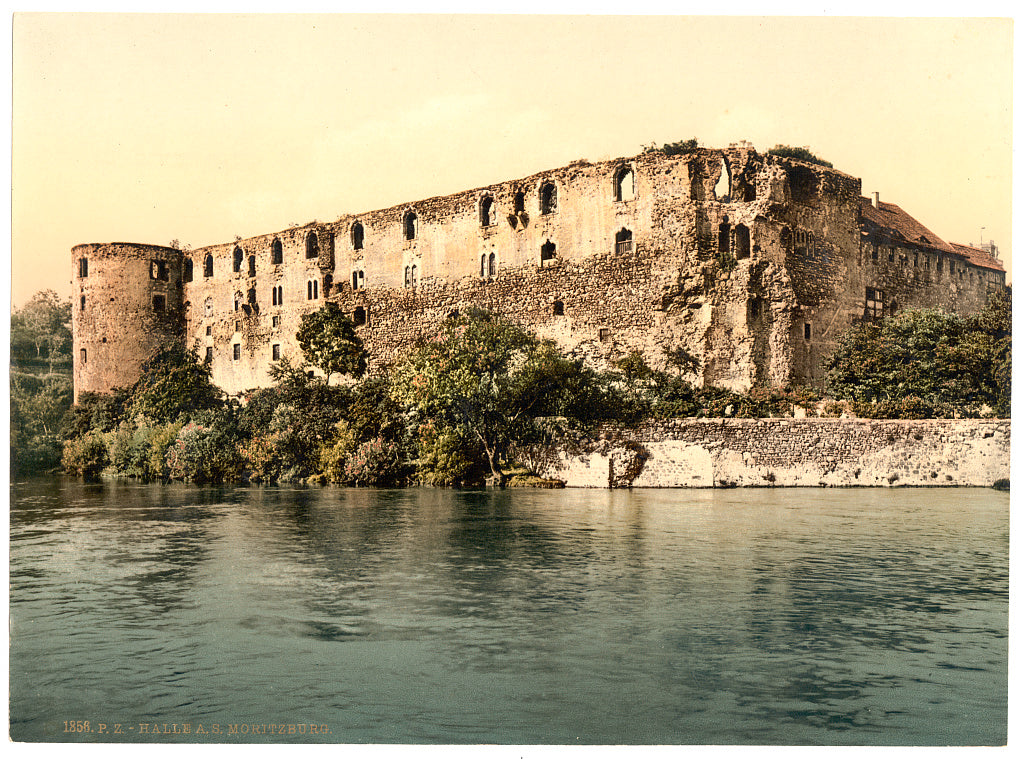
71,146 -> 1006,402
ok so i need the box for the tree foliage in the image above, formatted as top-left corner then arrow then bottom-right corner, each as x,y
643,138 -> 700,156
126,341 -> 224,422
11,290 -> 72,369
295,303 -> 368,383
823,290 -> 1010,417
766,145 -> 833,168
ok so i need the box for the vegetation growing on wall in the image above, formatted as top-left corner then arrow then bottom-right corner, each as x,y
643,138 -> 700,156
766,144 -> 833,167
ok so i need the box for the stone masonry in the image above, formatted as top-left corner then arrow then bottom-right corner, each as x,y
71,146 -> 1006,401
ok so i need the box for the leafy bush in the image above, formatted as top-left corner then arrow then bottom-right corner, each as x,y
165,422 -> 241,483
316,421 -> 358,484
415,423 -> 479,486
344,436 -> 407,486
766,145 -> 833,167
62,431 -> 109,478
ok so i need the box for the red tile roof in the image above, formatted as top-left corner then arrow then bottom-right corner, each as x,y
948,242 -> 1005,273
859,197 -> 955,255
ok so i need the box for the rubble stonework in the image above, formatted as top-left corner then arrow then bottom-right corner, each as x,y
71,147 -> 1006,400
542,418 -> 1010,488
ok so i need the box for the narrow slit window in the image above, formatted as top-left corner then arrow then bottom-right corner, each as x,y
204,255 -> 214,278
272,239 -> 283,264
78,258 -> 89,277
233,344 -> 241,361
183,259 -> 193,282
233,247 -> 243,272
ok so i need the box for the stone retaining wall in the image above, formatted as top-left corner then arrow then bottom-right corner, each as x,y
538,418 -> 1009,488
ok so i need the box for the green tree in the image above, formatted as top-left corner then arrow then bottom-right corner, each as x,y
295,302 -> 368,384
390,309 -> 613,485
127,341 -> 224,423
766,145 -> 833,168
643,138 -> 700,156
11,290 -> 72,370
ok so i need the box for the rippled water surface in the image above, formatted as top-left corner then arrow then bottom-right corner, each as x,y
9,478 -> 1008,744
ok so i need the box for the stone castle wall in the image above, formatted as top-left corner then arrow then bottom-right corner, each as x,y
538,418 -> 1010,488
71,147 -> 1005,398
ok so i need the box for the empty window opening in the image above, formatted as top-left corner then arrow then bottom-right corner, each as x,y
352,270 -> 365,290
306,232 -> 319,259
353,306 -> 367,327
788,166 -> 818,204
78,258 -> 89,277
480,196 -> 494,227
102,337 -> 106,343
323,274 -> 333,296
747,298 -> 762,321
204,297 -> 214,317
734,224 -> 750,259
204,255 -> 214,278
914,253 -> 919,267
150,260 -> 168,281
233,344 -> 241,361
233,247 -> 243,272
204,347 -> 213,363
513,191 -> 525,214
804,322 -> 812,340
553,300 -> 564,316
206,325 -> 212,336
233,292 -> 242,311
718,222 -> 731,253
272,315 -> 280,328
234,320 -> 241,332
780,227 -> 792,253
183,259 -> 193,282
307,280 -> 319,300
713,156 -> 730,201
615,167 -> 635,201
271,239 -> 283,265
865,287 -> 885,320
247,287 -> 257,305
888,248 -> 895,263
80,348 -> 87,365
404,211 -> 418,240
615,228 -> 633,255
405,266 -> 411,288
272,344 -> 281,361
480,254 -> 487,278
351,222 -> 364,250
598,328 -> 611,342
488,252 -> 496,277
540,183 -> 557,214
871,247 -> 878,262
153,295 -> 166,312
80,295 -> 86,311
248,255 -> 256,277
541,240 -> 557,264
411,264 -> 418,287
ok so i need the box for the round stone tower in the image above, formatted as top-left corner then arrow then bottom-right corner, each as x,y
72,242 -> 185,403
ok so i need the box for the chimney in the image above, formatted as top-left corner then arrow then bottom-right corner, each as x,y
872,192 -> 880,209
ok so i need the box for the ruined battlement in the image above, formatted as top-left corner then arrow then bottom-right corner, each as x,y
71,146 -> 1005,399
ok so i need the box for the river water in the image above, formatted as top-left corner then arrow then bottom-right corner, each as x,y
9,477 -> 1008,745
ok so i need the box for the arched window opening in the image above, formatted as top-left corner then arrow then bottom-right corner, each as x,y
614,167 -> 635,201
480,254 -> 487,278
307,281 -> 313,300
248,255 -> 256,277
306,232 -> 319,259
488,252 -> 496,277
540,183 -> 557,214
718,222 -> 731,253
204,254 -> 214,278
247,287 -> 257,305
541,239 -> 557,264
514,191 -> 525,214
153,295 -> 166,312
713,156 -> 730,201
233,247 -> 243,272
553,300 -> 564,316
615,228 -> 633,255
272,286 -> 278,306
734,224 -> 750,259
183,258 -> 193,282
404,211 -> 418,240
480,196 -> 494,227
234,292 -> 243,311
313,280 -> 319,299
272,345 -> 281,361
410,264 -> 418,287
78,258 -> 89,277
80,348 -> 87,365
404,266 -> 411,288
353,306 -> 367,327
351,222 -> 364,250
271,239 -> 283,265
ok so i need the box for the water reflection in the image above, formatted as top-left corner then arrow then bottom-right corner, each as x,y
9,478 -> 1008,745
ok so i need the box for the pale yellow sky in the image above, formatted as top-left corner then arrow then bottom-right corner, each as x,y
10,14 -> 1013,307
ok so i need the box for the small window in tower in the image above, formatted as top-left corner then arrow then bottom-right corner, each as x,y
718,222 -> 731,253
411,264 -> 418,287
598,328 -> 611,342
514,191 -> 525,214
480,196 -> 494,227
488,252 -> 496,277
204,297 -> 213,317
541,240 -> 557,264
804,322 -> 812,340
233,247 -> 243,272
204,255 -> 214,278
272,344 -> 281,361
306,232 -> 319,259
888,248 -> 894,263
80,348 -> 87,364
615,228 -> 633,255
540,183 -> 557,214
78,258 -> 89,277
323,274 -> 332,296
234,320 -> 241,332
352,222 -> 364,250
614,166 -> 635,202
206,325 -> 212,336
150,260 -> 168,281
248,255 -> 256,277
153,295 -> 166,312
871,247 -> 878,262
80,295 -> 86,311
481,254 -> 487,278
734,225 -> 750,259
233,344 -> 240,361
272,315 -> 280,328
553,300 -> 564,316
204,347 -> 213,363
404,211 -> 418,240
247,287 -> 257,304
353,306 -> 367,326
183,258 -> 193,282
405,266 -> 411,288
271,238 -> 283,265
